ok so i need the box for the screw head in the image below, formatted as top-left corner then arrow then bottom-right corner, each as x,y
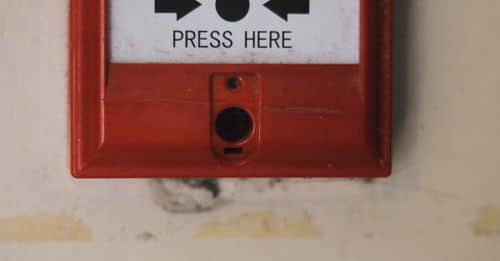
226,76 -> 242,91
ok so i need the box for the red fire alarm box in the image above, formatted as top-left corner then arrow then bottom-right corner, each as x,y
70,0 -> 392,178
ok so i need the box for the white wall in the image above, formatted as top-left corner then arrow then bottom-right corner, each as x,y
0,1 -> 499,260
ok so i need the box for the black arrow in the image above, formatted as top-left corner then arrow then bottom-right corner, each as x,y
263,0 -> 309,21
155,0 -> 202,20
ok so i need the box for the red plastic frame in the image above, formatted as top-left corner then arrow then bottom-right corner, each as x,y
70,0 -> 392,178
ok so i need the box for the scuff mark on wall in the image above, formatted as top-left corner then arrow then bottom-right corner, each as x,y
150,178 -> 287,213
0,210 -> 92,243
195,211 -> 322,239
473,205 -> 500,236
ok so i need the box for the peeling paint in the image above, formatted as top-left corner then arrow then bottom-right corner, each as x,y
473,205 -> 500,236
195,211 -> 322,239
0,210 -> 92,243
150,179 -> 220,213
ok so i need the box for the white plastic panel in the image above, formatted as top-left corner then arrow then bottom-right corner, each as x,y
110,0 -> 360,64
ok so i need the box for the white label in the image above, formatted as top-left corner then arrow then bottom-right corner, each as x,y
110,0 -> 360,64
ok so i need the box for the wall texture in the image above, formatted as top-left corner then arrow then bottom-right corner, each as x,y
0,0 -> 499,260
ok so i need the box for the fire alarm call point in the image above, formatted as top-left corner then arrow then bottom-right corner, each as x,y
70,0 -> 392,178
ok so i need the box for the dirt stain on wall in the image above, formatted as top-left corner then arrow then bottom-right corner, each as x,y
136,232 -> 156,241
473,205 -> 500,236
195,211 -> 322,239
0,210 -> 92,243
